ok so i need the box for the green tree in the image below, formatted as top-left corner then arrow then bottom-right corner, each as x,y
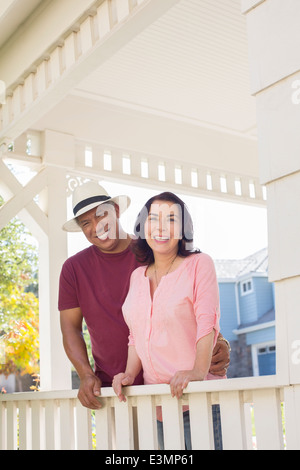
0,196 -> 39,384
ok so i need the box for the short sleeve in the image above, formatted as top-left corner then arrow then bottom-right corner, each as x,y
58,260 -> 79,311
193,254 -> 220,346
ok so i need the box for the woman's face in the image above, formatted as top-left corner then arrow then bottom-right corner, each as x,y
144,200 -> 182,256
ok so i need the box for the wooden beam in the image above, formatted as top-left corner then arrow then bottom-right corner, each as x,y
0,161 -> 48,233
0,0 -> 181,142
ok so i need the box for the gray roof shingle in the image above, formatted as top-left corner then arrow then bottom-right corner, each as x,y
214,247 -> 268,280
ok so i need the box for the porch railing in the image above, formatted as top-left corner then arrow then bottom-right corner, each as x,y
1,376 -> 299,450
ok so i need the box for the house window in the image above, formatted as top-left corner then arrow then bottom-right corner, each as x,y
241,279 -> 253,296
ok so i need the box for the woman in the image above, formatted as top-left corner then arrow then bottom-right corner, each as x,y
112,192 -> 226,449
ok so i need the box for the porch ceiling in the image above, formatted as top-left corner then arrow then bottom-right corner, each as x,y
30,0 -> 257,145
74,0 -> 256,137
0,0 -> 260,198
0,0 -> 44,49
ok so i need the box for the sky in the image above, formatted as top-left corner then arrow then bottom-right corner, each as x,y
67,180 -> 268,260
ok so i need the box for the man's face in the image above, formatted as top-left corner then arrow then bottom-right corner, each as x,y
77,203 -> 121,252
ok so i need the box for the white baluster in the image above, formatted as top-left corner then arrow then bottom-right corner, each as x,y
136,395 -> 158,450
189,392 -> 214,450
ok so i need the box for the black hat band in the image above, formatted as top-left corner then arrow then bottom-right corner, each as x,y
73,195 -> 111,216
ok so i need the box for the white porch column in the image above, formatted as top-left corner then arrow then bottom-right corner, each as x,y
38,131 -> 74,391
242,0 -> 300,385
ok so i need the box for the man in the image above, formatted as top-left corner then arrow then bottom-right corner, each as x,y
59,181 -> 230,411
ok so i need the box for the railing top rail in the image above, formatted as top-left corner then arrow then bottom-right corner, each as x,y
0,375 -> 282,403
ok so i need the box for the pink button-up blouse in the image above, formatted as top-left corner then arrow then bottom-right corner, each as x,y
122,253 -> 223,385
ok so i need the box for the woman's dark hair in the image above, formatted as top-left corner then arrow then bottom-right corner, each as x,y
131,192 -> 201,265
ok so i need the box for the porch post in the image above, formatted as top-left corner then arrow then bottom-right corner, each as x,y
242,0 -> 300,385
38,131 -> 74,391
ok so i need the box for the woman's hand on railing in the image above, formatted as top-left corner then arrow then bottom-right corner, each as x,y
112,373 -> 135,402
169,370 -> 205,399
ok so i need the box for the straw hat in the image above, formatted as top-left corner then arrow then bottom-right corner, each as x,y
62,181 -> 130,232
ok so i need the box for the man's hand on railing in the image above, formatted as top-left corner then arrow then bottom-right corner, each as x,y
77,374 -> 102,410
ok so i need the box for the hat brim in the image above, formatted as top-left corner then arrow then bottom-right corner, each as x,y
62,195 -> 131,232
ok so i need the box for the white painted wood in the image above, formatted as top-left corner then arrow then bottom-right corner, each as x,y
96,1 -> 111,39
37,165 -> 71,392
0,166 -> 48,230
95,401 -> 114,450
11,84 -> 22,120
69,141 -> 265,206
245,0 -> 300,94
31,400 -> 43,450
161,395 -> 185,450
188,392 -> 214,450
18,401 -> 31,450
265,178 -> 300,282
36,60 -> 48,97
219,391 -> 247,450
80,16 -> 94,55
0,96 -> 11,130
44,399 -> 59,450
75,142 -> 87,168
75,401 -> 93,450
59,399 -> 75,450
90,144 -> 104,172
22,73 -> 35,113
0,379 -> 296,450
115,0 -> 130,22
256,73 -> 300,186
0,0 -> 182,142
243,0 -> 300,392
136,395 -> 158,450
114,397 -> 134,450
226,174 -> 236,197
0,158 -> 48,236
244,403 -> 255,450
49,47 -> 63,84
241,0 -> 266,14
112,150 -> 124,175
284,385 -> 300,450
0,402 -> 7,450
275,278 -> 300,385
43,129 -> 75,168
0,0 -> 19,20
6,401 -> 17,450
0,0 -> 99,88
58,140 -> 264,207
252,388 -> 284,450
63,32 -> 78,70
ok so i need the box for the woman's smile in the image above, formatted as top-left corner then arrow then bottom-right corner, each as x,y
153,235 -> 170,243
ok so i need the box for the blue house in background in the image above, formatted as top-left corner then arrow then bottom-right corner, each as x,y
214,248 -> 276,378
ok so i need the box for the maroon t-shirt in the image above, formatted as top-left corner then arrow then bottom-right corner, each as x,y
58,244 -> 143,387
